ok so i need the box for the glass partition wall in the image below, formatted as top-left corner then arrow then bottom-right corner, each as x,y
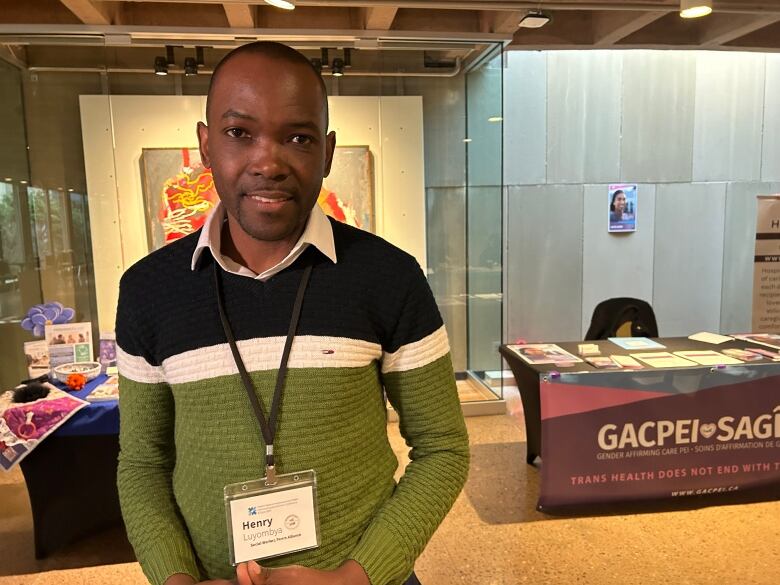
0,35 -> 505,405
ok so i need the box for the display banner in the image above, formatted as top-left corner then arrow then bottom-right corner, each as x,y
538,366 -> 780,510
752,195 -> 780,332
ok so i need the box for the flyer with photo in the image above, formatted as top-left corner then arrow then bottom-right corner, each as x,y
608,183 -> 637,233
23,340 -> 50,378
44,322 -> 93,369
507,344 -> 582,365
99,332 -> 117,370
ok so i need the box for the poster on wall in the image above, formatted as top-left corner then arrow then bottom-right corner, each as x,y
140,146 -> 376,251
752,195 -> 780,332
608,184 -> 637,233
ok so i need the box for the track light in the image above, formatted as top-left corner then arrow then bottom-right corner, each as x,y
680,0 -> 712,18
519,10 -> 552,29
184,57 -> 198,76
311,58 -> 323,74
154,56 -> 168,76
264,0 -> 295,9
332,58 -> 344,77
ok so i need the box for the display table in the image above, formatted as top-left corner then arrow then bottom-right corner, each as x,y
500,337 -> 780,511
18,375 -> 126,558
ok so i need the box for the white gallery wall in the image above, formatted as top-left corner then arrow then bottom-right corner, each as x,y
503,49 -> 780,343
80,95 -> 425,332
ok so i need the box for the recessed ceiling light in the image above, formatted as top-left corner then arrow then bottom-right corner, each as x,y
680,0 -> 712,18
265,0 -> 295,10
519,10 -> 552,29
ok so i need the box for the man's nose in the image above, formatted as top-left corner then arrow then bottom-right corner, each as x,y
247,139 -> 289,180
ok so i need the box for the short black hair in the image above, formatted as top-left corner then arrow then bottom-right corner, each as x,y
206,41 -> 328,126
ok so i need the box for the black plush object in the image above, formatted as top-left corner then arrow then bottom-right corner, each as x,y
13,382 -> 50,403
584,297 -> 659,341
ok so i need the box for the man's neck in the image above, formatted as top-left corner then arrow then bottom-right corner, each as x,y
221,217 -> 305,276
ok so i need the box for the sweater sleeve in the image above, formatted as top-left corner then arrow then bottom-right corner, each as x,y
348,261 -> 470,585
116,272 -> 202,585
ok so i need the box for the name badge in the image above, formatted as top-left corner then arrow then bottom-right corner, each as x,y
224,469 -> 320,565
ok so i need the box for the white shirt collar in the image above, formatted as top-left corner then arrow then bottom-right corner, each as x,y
191,201 -> 337,280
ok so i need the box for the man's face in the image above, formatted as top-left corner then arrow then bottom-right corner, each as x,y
198,53 -> 335,243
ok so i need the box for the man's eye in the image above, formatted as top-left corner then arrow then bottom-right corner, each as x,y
291,135 -> 313,145
226,128 -> 248,138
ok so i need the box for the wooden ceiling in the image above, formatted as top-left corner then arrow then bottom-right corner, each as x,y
3,1 -> 780,53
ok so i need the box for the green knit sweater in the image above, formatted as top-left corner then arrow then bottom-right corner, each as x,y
116,221 -> 470,585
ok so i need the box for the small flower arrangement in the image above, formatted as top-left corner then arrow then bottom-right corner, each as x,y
21,302 -> 75,337
66,373 -> 87,391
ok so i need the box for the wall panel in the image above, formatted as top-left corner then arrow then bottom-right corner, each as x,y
506,184 -> 583,343
653,183 -> 726,336
693,52 -> 765,182
547,51 -> 622,184
621,51 -> 696,183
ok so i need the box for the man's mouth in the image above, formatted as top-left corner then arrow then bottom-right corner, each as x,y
244,192 -> 294,208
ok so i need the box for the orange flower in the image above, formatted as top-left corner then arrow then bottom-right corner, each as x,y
66,373 -> 87,391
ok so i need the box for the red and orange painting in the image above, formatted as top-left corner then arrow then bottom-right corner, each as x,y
141,145 -> 374,251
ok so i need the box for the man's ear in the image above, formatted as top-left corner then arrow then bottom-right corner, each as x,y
323,131 -> 336,177
197,121 -> 211,168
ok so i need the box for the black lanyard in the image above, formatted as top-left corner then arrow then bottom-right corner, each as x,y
213,260 -> 312,485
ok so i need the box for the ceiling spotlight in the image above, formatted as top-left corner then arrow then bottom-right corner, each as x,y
311,58 -> 323,73
680,0 -> 712,18
332,58 -> 345,77
519,10 -> 552,29
184,57 -> 198,76
154,56 -> 168,76
264,0 -> 295,10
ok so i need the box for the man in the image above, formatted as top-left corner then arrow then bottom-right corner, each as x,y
116,42 -> 469,585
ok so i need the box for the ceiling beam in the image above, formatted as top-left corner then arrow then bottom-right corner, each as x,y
101,1 -> 775,16
489,10 -> 525,33
364,7 -> 398,29
593,11 -> 667,46
700,14 -> 780,46
59,0 -> 113,25
223,3 -> 255,28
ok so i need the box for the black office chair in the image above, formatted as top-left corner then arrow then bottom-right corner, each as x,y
584,297 -> 659,341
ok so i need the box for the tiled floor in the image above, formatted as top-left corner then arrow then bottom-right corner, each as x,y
2,410 -> 779,585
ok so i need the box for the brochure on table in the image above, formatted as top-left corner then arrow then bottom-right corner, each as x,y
507,344 -> 582,365
44,322 -> 93,371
